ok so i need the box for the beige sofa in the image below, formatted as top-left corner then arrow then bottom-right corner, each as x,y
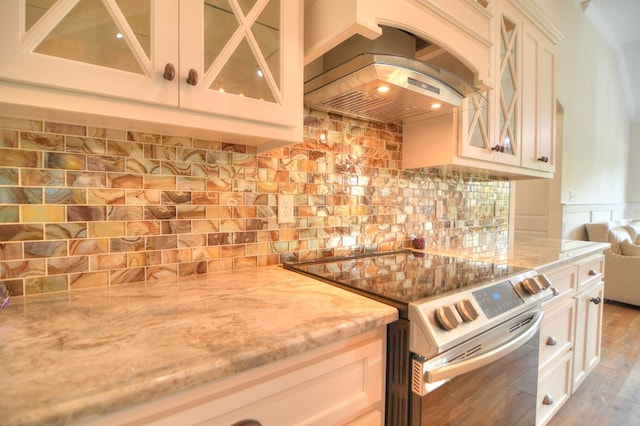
585,220 -> 640,306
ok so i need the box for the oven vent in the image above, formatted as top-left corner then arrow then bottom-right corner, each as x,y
411,359 -> 425,395
509,316 -> 534,333
451,344 -> 482,362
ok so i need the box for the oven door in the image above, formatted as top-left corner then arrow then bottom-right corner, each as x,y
411,308 -> 543,425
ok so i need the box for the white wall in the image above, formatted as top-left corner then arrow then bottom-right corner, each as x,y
537,0 -> 630,205
628,121 -> 640,201
514,0 -> 631,240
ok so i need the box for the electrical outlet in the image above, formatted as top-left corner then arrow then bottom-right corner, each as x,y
278,194 -> 294,224
435,200 -> 443,219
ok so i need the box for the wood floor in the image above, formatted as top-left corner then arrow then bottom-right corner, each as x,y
548,301 -> 640,425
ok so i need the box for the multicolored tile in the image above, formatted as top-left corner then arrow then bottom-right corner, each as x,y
0,112 -> 510,295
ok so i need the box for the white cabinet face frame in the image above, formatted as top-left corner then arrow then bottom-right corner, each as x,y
0,0 -> 179,105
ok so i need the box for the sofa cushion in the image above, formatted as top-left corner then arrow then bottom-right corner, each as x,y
620,240 -> 640,256
609,226 -> 632,254
585,222 -> 610,242
628,222 -> 640,243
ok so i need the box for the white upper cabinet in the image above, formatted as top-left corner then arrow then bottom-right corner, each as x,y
521,21 -> 557,172
303,0 -> 562,179
493,3 -> 522,168
460,2 -> 522,169
0,0 -> 302,150
459,0 -> 562,178
1,0 -> 178,105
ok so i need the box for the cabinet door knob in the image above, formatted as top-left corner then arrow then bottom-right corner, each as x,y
187,68 -> 199,86
546,336 -> 557,346
590,296 -> 601,305
230,420 -> 262,426
588,269 -> 598,276
537,156 -> 549,163
163,63 -> 176,81
492,144 -> 504,152
542,394 -> 554,405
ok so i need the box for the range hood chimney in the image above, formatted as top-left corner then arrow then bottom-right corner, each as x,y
304,27 -> 479,123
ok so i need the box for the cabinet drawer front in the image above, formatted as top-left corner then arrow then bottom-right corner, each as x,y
542,264 -> 577,310
537,351 -> 572,426
539,298 -> 574,370
577,255 -> 605,291
88,329 -> 386,426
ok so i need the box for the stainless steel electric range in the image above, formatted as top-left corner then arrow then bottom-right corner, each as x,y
284,250 -> 556,425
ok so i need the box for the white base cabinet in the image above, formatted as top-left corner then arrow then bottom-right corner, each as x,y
82,327 -> 387,426
536,253 -> 605,425
573,280 -> 604,391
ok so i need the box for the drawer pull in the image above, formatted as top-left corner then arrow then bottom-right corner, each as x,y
230,420 -> 262,426
590,296 -> 601,305
542,394 -> 554,405
546,336 -> 557,346
588,269 -> 598,276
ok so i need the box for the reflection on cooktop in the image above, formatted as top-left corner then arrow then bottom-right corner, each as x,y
286,251 -> 526,304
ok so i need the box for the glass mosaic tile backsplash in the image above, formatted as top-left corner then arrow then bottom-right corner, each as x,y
0,109 -> 509,296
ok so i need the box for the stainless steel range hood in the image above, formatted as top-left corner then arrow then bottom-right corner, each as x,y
304,27 -> 479,123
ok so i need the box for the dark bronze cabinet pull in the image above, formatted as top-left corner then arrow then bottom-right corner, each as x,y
187,68 -> 199,86
492,144 -> 505,152
163,63 -> 176,81
538,156 -> 549,162
588,269 -> 598,276
230,420 -> 262,426
590,296 -> 601,305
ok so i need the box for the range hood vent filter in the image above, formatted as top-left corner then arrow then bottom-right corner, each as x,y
304,27 -> 481,124
322,90 -> 423,123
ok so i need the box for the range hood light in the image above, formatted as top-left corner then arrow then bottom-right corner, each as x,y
377,85 -> 390,93
431,103 -> 442,109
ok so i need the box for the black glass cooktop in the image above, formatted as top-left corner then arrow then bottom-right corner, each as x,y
284,251 -> 528,314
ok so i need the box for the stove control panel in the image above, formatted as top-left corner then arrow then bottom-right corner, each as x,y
409,269 -> 555,358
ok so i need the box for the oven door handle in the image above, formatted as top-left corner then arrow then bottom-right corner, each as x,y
424,309 -> 543,383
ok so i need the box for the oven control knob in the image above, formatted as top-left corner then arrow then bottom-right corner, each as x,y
435,305 -> 462,330
521,277 -> 542,295
535,273 -> 553,289
456,299 -> 479,322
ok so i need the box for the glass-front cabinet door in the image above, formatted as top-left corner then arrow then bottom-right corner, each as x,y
460,90 -> 493,161
0,0 -> 178,105
179,0 -> 301,128
0,0 -> 301,139
493,5 -> 521,166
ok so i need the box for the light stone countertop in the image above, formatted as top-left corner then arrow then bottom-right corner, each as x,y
0,238 -> 610,425
0,266 -> 398,426
415,237 -> 610,272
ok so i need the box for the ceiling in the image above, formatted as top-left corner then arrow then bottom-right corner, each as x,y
584,0 -> 640,121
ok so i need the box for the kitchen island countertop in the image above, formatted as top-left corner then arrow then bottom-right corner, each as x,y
414,237 -> 610,271
0,266 -> 398,425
